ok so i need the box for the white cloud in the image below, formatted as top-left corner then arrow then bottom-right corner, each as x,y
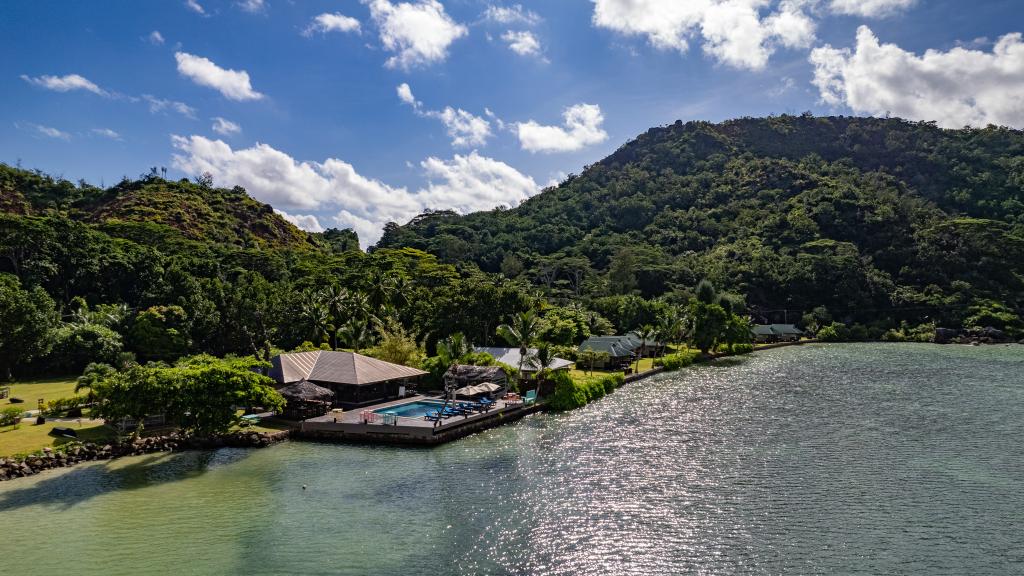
365,0 -> 468,69
16,122 -> 71,141
430,108 -> 492,147
502,30 -> 544,59
175,52 -> 264,101
237,0 -> 267,13
21,73 -> 108,96
397,83 -> 492,147
483,4 -> 541,26
143,94 -> 197,118
304,12 -> 361,36
396,82 -> 419,106
418,152 -> 538,213
829,0 -> 915,18
148,31 -> 165,45
810,26 -> 1024,129
171,135 -> 538,246
276,210 -> 325,233
591,0 -> 815,70
91,128 -> 122,140
212,117 -> 241,135
516,103 -> 608,153
185,0 -> 206,15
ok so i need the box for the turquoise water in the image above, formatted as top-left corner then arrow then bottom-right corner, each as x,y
374,399 -> 445,417
1,344 -> 1023,575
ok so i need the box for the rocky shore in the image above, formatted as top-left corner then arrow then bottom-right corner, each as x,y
0,429 -> 291,482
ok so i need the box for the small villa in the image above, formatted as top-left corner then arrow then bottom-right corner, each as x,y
473,347 -> 574,374
751,324 -> 805,343
269,350 -> 427,410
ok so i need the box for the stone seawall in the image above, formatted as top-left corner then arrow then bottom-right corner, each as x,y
0,429 -> 290,482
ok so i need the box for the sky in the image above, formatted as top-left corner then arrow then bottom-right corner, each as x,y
2,0 -> 1022,246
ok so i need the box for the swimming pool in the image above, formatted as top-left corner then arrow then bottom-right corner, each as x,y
373,400 -> 446,418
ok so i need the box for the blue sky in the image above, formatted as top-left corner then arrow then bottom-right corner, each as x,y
2,0 -> 1022,245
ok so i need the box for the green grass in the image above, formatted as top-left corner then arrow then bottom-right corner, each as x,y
1,376 -> 83,409
0,419 -> 115,458
570,357 -> 659,382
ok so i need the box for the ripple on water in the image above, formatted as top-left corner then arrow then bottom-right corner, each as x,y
1,344 -> 1023,575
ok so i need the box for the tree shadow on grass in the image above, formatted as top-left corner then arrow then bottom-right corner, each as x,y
0,448 -> 254,513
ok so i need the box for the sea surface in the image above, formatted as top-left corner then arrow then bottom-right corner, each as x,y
2,343 -> 1022,575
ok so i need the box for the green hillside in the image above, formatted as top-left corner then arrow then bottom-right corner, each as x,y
377,115 -> 1024,330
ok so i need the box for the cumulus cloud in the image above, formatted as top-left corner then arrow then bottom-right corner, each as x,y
516,103 -> 608,153
185,0 -> 206,15
175,52 -> 263,101
397,83 -> 492,147
303,12 -> 361,36
276,210 -> 325,233
148,31 -> 165,45
810,26 -> 1024,129
418,152 -> 537,212
143,94 -> 197,118
396,82 -> 419,106
591,0 -> 815,70
237,0 -> 267,13
91,128 -> 122,140
502,30 -> 545,59
365,0 -> 468,69
483,4 -> 541,26
829,0 -> 915,18
21,73 -> 108,96
171,135 -> 538,246
212,117 -> 241,135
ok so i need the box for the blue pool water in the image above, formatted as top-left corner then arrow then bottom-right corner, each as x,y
373,400 -> 445,418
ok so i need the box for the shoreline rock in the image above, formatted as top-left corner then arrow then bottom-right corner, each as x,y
0,429 -> 290,482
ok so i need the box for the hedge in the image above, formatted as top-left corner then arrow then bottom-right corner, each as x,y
655,350 -> 702,370
548,371 -> 624,412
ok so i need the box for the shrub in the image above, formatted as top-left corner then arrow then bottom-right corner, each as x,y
817,322 -> 850,342
1,406 -> 23,427
730,343 -> 754,355
42,396 -> 89,416
657,350 -> 701,370
548,371 -> 623,412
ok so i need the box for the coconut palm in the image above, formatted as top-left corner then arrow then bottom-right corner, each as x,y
437,332 -> 472,366
496,310 -> 543,384
337,317 -> 374,352
633,324 -> 657,373
299,291 -> 331,345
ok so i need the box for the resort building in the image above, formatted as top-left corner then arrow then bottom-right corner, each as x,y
473,347 -> 574,374
750,324 -> 805,343
270,350 -> 427,409
577,336 -> 637,368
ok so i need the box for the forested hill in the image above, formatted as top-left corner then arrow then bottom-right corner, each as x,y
377,115 -> 1024,329
0,164 -> 332,251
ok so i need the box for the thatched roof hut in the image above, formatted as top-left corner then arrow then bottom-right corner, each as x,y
278,380 -> 335,420
444,365 -> 508,389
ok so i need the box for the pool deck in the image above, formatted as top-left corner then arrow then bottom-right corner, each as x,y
295,395 -> 543,445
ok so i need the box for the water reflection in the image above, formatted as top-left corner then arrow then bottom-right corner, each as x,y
1,344 -> 1023,575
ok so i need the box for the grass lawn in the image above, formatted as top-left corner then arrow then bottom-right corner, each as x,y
570,357 -> 658,383
1,376 -> 83,409
0,419 -> 115,458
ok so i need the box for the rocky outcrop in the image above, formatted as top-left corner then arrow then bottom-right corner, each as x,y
0,430 -> 290,482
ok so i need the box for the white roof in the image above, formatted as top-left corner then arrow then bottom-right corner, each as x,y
270,350 -> 427,385
474,347 -> 574,372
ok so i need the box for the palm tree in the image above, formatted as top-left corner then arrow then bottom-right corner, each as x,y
321,285 -> 350,348
657,310 -> 686,349
531,342 -> 556,380
337,317 -> 374,352
437,332 -> 472,366
496,310 -> 542,385
299,291 -> 331,345
633,324 -> 656,373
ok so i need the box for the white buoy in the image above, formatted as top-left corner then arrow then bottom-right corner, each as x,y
302,484 -> 307,490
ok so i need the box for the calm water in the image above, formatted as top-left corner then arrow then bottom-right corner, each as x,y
2,344 -> 1023,575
